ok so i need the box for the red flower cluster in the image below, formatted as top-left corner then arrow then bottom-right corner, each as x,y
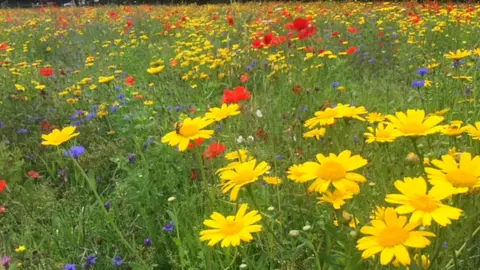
252,33 -> 286,49
40,67 -> 55,77
0,180 -> 6,193
203,142 -> 226,161
222,86 -> 251,104
286,17 -> 317,40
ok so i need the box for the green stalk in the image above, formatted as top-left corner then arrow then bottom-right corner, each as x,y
71,158 -> 147,266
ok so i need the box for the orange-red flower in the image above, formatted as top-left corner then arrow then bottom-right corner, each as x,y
0,180 -> 6,193
27,171 -> 41,179
125,76 -> 136,86
40,67 -> 55,77
203,142 -> 227,161
222,86 -> 251,104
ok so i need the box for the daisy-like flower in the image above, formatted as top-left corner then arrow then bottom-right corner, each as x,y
147,65 -> 165,74
357,208 -> 436,266
161,117 -> 214,151
294,150 -> 368,194
98,76 -> 115,84
370,206 -> 386,221
287,164 -> 308,182
318,189 -> 353,209
200,203 -> 262,247
385,177 -> 462,226
386,109 -> 444,137
441,120 -> 465,136
304,107 -> 340,128
425,153 -> 480,193
41,126 -> 79,146
224,149 -> 250,161
204,104 -> 241,122
336,104 -> 368,121
465,122 -> 480,140
364,123 -> 401,144
366,112 -> 386,123
263,176 -> 282,185
218,159 -> 270,201
444,49 -> 472,61
303,128 -> 326,140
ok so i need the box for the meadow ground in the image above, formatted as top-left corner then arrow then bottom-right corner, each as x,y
1,2 -> 480,269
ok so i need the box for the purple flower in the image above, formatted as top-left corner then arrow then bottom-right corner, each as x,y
85,254 -> 97,267
64,264 -> 77,270
2,256 -> 11,266
128,153 -> 136,164
163,221 -> 175,232
299,106 -> 308,112
331,82 -> 340,88
411,80 -> 425,88
0,122 -> 4,128
442,241 -> 448,249
275,154 -> 283,160
18,128 -> 28,134
112,255 -> 123,266
144,237 -> 152,247
416,67 -> 429,76
64,146 -> 85,159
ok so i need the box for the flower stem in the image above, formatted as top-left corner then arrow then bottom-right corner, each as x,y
195,150 -> 214,204
445,224 -> 480,269
71,158 -> 147,266
411,138 -> 425,170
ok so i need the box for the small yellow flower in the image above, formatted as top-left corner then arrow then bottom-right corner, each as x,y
445,49 -> 471,61
98,76 -> 115,84
366,112 -> 385,123
147,65 -> 165,74
15,84 -> 26,91
318,190 -> 353,209
89,84 -> 97,90
204,104 -> 241,122
35,84 -> 46,90
303,128 -> 327,140
263,176 -> 282,185
441,121 -> 465,136
144,100 -> 154,106
15,245 -> 27,253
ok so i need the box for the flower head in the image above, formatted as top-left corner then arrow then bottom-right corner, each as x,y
385,177 -> 462,226
357,208 -> 435,266
303,128 -> 326,140
425,153 -> 480,193
85,254 -> 97,267
263,176 -> 282,185
318,190 -> 354,209
445,49 -> 471,61
111,255 -> 123,266
41,126 -> 79,146
0,180 -> 6,193
465,122 -> 480,140
222,86 -> 251,104
15,245 -> 26,253
386,110 -> 443,137
64,145 -> 85,159
98,76 -> 115,84
441,121 -> 465,136
364,123 -> 401,144
161,117 -> 214,151
291,150 -> 368,194
64,264 -> 77,270
147,65 -> 165,74
163,221 -> 175,232
205,104 -> 240,121
366,112 -> 386,123
200,203 -> 262,247
218,159 -> 270,201
203,142 -> 226,161
304,107 -> 340,128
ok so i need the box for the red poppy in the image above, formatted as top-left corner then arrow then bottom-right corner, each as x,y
263,33 -> 274,45
125,76 -> 136,86
252,39 -> 263,49
170,59 -> 178,67
40,67 -> 55,77
188,138 -> 204,149
240,73 -> 249,83
0,205 -> 5,214
27,170 -> 41,179
0,42 -> 8,51
126,20 -> 133,28
189,107 -> 196,114
331,31 -> 340,37
203,142 -> 226,161
346,46 -> 357,55
108,11 -> 119,20
292,17 -> 309,31
190,168 -> 198,181
347,27 -> 360,34
0,180 -> 6,193
293,85 -> 302,94
222,86 -> 251,104
226,15 -> 235,26
410,16 -> 421,23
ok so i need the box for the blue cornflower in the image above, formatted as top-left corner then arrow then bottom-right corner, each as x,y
18,129 -> 28,134
416,67 -> 429,76
85,254 -> 97,267
64,264 -> 76,270
104,201 -> 112,211
128,153 -> 136,164
85,113 -> 96,121
111,106 -> 119,113
0,122 -> 4,128
64,146 -> 85,159
144,138 -> 153,149
163,221 -> 175,232
112,255 -> 123,266
299,106 -> 308,112
411,80 -> 425,88
331,82 -> 340,88
144,238 -> 152,247
275,154 -> 283,160
167,106 -> 173,111
175,105 -> 183,112
216,124 -> 222,130
114,86 -> 122,91
117,93 -> 125,99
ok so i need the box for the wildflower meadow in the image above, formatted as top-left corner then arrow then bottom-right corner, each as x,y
1,2 -> 480,269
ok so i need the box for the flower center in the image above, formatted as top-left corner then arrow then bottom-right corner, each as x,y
233,170 -> 257,184
378,227 -> 409,247
318,161 -> 346,181
410,195 -> 438,212
220,218 -> 244,236
179,123 -> 199,138
446,169 -> 478,187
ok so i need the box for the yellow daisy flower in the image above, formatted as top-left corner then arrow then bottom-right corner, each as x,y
318,189 -> 353,209
200,203 -> 262,247
357,208 -> 435,266
303,128 -> 326,140
465,122 -> 480,140
441,120 -> 465,136
444,49 -> 471,60
147,65 -> 165,74
161,117 -> 214,151
364,123 -> 401,144
366,112 -> 386,123
263,176 -> 282,185
98,76 -> 115,84
204,104 -> 241,122
41,126 -> 79,146
385,177 -> 462,226
425,153 -> 480,194
304,107 -> 340,128
386,109 -> 443,137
